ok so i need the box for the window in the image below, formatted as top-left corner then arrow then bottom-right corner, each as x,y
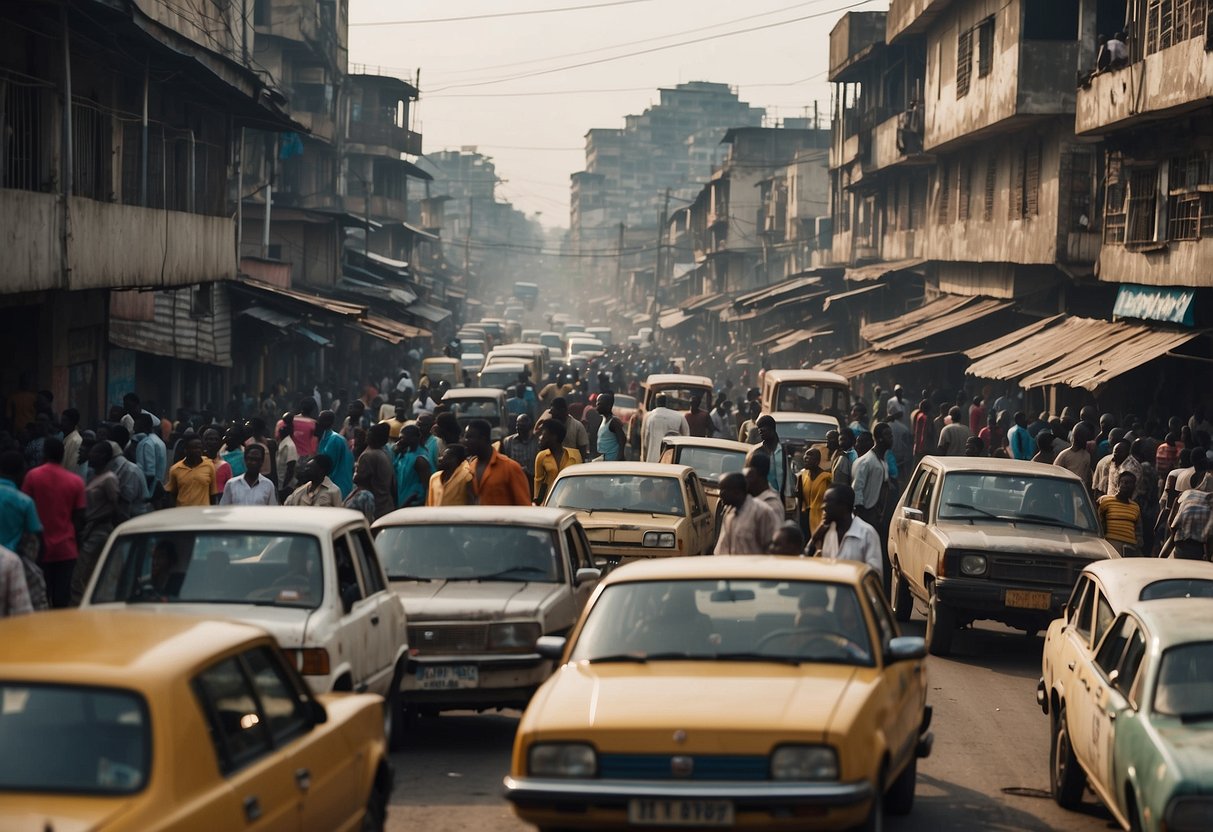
957,160 -> 972,222
244,647 -> 310,746
956,28 -> 974,98
1116,628 -> 1147,700
863,575 -> 899,647
349,530 -> 386,595
1105,152 -> 1127,243
194,657 -> 273,774
983,154 -> 997,221
333,537 -> 364,608
1069,151 -> 1096,231
1125,166 -> 1160,245
1165,151 -> 1213,241
1095,593 -> 1115,645
915,471 -> 938,518
937,164 -> 951,223
977,17 -> 995,77
1146,0 -> 1209,56
1011,140 -> 1041,219
1071,580 -> 1094,642
1094,615 -> 1136,675
191,283 -> 214,318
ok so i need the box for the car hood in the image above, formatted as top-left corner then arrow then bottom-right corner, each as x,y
0,797 -> 130,832
526,661 -> 858,751
88,602 -> 311,647
1155,720 -> 1213,778
392,580 -> 563,620
934,522 -> 1116,559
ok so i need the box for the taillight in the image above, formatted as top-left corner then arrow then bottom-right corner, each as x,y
297,648 -> 331,675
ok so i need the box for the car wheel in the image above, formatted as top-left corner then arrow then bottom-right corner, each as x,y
891,564 -> 913,623
385,662 -> 407,752
361,766 -> 389,832
1050,706 -> 1086,809
885,756 -> 916,815
925,592 -> 955,657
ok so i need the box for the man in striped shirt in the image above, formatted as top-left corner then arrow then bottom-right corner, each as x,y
1097,471 -> 1142,556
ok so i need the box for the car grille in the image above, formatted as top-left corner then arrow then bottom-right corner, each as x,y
987,556 -> 1087,587
409,624 -> 488,653
598,754 -> 768,781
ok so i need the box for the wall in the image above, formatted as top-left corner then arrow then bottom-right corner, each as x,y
0,191 -> 60,293
888,0 -> 954,43
1097,239 -> 1213,288
1076,38 -> 1213,135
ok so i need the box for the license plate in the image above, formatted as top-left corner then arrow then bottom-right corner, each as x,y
415,664 -> 479,690
628,799 -> 734,827
1005,589 -> 1052,610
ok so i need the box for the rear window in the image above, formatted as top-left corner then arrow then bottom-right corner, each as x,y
1140,579 -> 1213,601
0,684 -> 149,794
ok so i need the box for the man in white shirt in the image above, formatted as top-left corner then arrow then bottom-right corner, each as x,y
119,392 -> 160,439
714,472 -> 781,555
744,454 -> 784,515
219,446 -> 278,506
641,394 -> 689,463
851,423 -> 890,527
811,484 -> 883,581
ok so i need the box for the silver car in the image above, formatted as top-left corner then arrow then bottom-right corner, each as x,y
372,506 -> 600,713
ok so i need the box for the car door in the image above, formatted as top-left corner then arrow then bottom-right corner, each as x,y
1072,610 -> 1136,779
1052,577 -> 1094,699
1062,580 -> 1099,764
192,655 -> 300,832
862,574 -> 920,768
685,473 -> 712,553
895,466 -> 937,597
348,527 -> 401,695
565,522 -> 598,614
243,645 -> 361,831
332,534 -> 374,693
1089,615 -> 1146,807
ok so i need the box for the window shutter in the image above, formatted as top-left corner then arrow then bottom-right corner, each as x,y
1010,148 -> 1024,220
937,164 -> 951,224
1025,141 -> 1041,216
956,29 -> 973,98
983,154 -> 997,221
958,160 -> 971,222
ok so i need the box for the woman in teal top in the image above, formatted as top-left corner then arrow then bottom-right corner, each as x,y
594,393 -> 627,462
392,424 -> 431,507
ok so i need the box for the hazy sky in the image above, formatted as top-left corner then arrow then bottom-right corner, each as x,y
348,0 -> 880,227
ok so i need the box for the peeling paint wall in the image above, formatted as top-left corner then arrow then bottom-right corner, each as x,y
1098,239 -> 1213,288
1076,39 -> 1213,135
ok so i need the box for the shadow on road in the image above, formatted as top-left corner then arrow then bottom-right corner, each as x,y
901,618 -> 1047,681
395,711 -> 520,807
893,772 -> 1084,831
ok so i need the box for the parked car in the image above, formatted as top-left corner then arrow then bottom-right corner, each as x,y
441,387 -> 508,441
421,356 -> 462,388
542,462 -> 713,567
82,506 -> 411,748
479,362 -> 528,392
761,369 -> 851,423
888,457 -> 1118,656
1042,597 -> 1213,830
0,610 -> 392,831
372,507 -> 600,712
659,435 -> 751,517
504,556 -> 933,831
460,352 -> 485,374
633,373 -> 715,452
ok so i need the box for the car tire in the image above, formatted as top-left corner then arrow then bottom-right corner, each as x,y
1050,706 -> 1086,809
361,766 -> 389,832
885,756 -> 916,815
925,592 -> 955,657
891,564 -> 913,623
386,661 -> 407,752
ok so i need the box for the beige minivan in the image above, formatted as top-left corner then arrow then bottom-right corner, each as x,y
760,369 -> 851,420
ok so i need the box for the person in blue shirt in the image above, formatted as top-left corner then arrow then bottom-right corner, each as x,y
316,410 -> 354,498
0,451 -> 42,554
594,393 -> 627,462
392,424 -> 431,508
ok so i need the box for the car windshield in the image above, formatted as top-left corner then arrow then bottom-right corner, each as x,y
775,420 -> 834,444
1153,641 -> 1213,720
570,579 -> 873,666
447,398 -> 501,425
936,473 -> 1098,531
89,532 -> 324,608
480,369 -> 521,389
775,384 -> 849,416
676,446 -> 747,485
548,474 -> 685,516
1140,579 -> 1213,601
650,387 -> 710,411
375,524 -> 560,582
0,684 -> 148,794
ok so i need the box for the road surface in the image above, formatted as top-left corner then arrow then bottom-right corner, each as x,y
385,616 -> 1116,831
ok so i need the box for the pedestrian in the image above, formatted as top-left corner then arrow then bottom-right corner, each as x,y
284,456 -> 343,507
808,484 -> 883,580
417,412 -> 441,471
427,444 -> 474,506
276,413 -> 299,501
1054,424 -> 1094,489
60,408 -> 83,479
534,419 -> 582,503
316,410 -> 354,498
1162,489 -> 1213,560
797,446 -> 832,537
714,472 -> 781,555
166,435 -> 218,507
463,419 -> 531,506
202,426 -> 232,495
291,398 -> 319,459
537,398 -> 590,460
684,396 -> 712,438
1032,430 -> 1057,464
594,393 -> 627,461
119,392 -> 160,440
218,445 -> 277,506
889,409 -> 912,477
0,543 -> 32,617
500,413 -> 540,481
1106,31 -> 1128,68
641,394 -> 689,463
852,424 -> 891,529
1156,432 -> 1183,481
937,406 -> 972,456
978,411 -> 1003,456
745,453 -> 784,515
72,441 -> 120,604
353,423 -> 396,519
1098,471 -> 1142,556
768,522 -> 806,556
132,412 -> 167,506
1007,411 -> 1034,461
752,415 -> 789,500
737,400 -> 762,444
391,424 -> 432,509
711,399 -> 735,440
20,437 -> 85,608
828,429 -> 855,487
382,400 -> 410,440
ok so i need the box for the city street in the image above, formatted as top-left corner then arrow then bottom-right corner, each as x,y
386,615 -> 1117,832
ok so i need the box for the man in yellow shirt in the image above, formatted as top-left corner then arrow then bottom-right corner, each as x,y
1097,471 -> 1142,556
533,419 -> 581,504
166,436 -> 218,507
381,400 -> 410,440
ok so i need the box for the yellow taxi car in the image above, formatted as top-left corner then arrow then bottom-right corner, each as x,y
542,462 -> 713,568
504,556 -> 933,830
0,610 -> 392,832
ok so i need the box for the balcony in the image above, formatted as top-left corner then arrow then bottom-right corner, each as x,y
829,12 -> 888,82
1076,37 -> 1213,135
344,192 -> 408,223
292,109 -> 337,144
887,0 -> 953,44
870,111 -> 932,171
1,190 -> 235,293
347,120 -> 423,155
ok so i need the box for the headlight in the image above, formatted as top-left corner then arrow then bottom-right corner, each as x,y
643,531 -> 676,548
528,743 -> 598,777
487,622 -> 542,652
770,745 -> 838,780
1167,797 -> 1213,832
960,554 -> 988,577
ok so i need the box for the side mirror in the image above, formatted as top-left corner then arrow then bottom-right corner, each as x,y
886,636 -> 928,663
340,584 -> 361,615
308,699 -> 328,725
536,635 -> 568,661
901,506 -> 925,522
575,567 -> 602,585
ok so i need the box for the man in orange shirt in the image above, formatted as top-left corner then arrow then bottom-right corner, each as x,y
463,419 -> 530,506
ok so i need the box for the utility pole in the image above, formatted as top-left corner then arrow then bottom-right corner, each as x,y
463,196 -> 474,293
614,221 -> 624,301
650,187 -> 670,333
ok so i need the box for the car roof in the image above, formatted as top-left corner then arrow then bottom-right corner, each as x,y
662,436 -> 751,452
1082,559 -> 1213,612
441,387 -> 504,399
602,554 -> 870,585
373,505 -> 576,529
554,462 -> 694,478
1130,597 -> 1213,643
424,356 -> 459,364
0,610 -> 267,687
764,369 -> 850,385
481,362 -> 527,372
767,412 -> 838,425
918,455 -> 1084,482
110,506 -> 366,535
644,373 -> 714,388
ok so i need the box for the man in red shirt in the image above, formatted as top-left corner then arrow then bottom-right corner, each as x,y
463,419 -> 531,506
21,437 -> 85,608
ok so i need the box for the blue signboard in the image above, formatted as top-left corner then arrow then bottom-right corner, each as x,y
1112,285 -> 1195,327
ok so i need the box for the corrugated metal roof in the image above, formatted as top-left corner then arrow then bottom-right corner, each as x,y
407,301 -> 453,323
822,283 -> 885,311
819,347 -> 955,377
110,283 -> 232,367
861,295 -> 1012,352
658,309 -> 694,330
843,257 -> 926,283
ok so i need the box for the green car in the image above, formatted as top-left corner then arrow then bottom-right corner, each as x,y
1047,597 -> 1213,831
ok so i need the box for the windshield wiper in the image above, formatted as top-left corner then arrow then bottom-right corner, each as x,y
713,652 -> 803,666
943,501 -> 1001,519
1013,513 -> 1084,531
389,574 -> 434,583
589,653 -> 649,663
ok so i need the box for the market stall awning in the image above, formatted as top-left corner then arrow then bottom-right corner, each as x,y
769,328 -> 834,355
350,314 -> 431,344
843,257 -> 927,283
861,295 -> 1013,352
658,308 -> 695,330
734,276 -> 821,307
682,291 -> 726,311
819,347 -> 956,377
406,301 -> 453,324
231,277 -> 366,318
823,283 -> 886,311
965,314 -> 1066,362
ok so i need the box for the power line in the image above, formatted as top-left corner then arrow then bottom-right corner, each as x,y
427,0 -> 878,92
350,0 -> 656,27
426,75 -> 827,99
